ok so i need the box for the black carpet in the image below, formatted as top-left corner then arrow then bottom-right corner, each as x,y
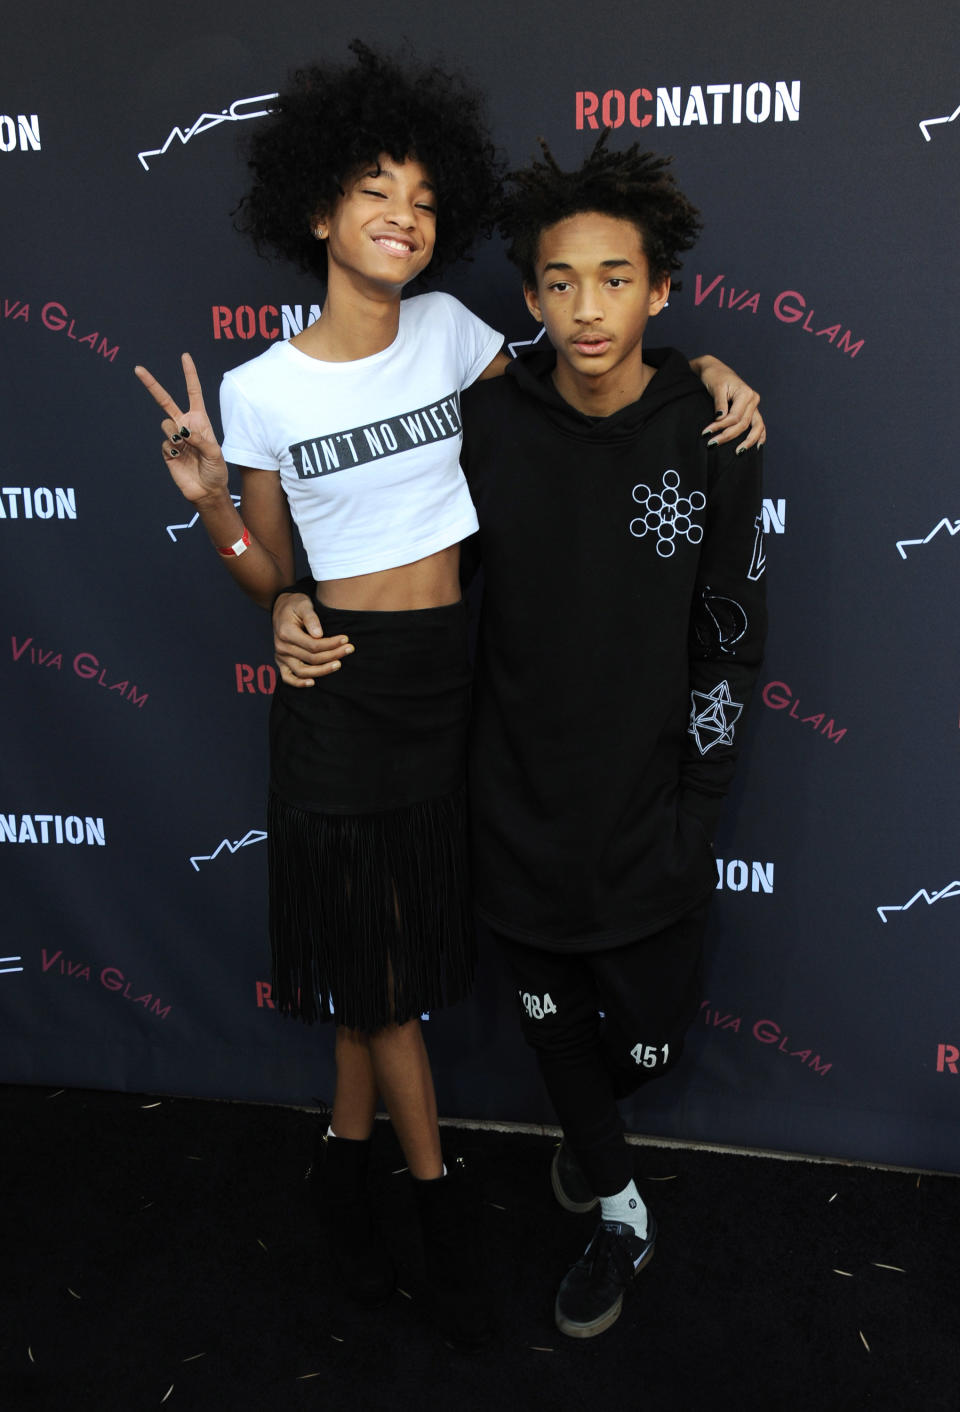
1,1085 -> 957,1412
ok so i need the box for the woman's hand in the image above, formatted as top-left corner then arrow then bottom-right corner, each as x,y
690,356 -> 766,452
134,352 -> 230,502
273,592 -> 354,687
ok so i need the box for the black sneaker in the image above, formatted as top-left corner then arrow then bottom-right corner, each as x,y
554,1215 -> 657,1339
550,1140 -> 598,1214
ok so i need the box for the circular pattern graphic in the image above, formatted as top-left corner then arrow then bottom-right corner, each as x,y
630,470 -> 705,557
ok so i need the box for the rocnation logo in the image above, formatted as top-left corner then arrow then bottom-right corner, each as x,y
0,114 -> 40,152
212,303 -> 321,341
256,980 -> 277,1009
762,499 -> 786,535
0,814 -> 106,846
576,81 -> 800,131
876,879 -> 960,924
0,486 -> 76,520
715,858 -> 774,893
190,829 -> 267,870
694,276 -> 864,359
236,663 -> 276,695
138,94 -> 277,170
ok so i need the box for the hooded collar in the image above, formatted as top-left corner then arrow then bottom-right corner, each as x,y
504,344 -> 704,442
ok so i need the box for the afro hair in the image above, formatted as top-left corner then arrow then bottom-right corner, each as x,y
235,40 -> 504,284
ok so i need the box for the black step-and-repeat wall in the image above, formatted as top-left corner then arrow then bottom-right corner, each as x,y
3,1 -> 958,1170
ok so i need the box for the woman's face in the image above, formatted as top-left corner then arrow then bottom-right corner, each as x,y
320,153 -> 437,294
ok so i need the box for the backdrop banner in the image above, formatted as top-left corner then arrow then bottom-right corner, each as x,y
2,0 -> 958,1171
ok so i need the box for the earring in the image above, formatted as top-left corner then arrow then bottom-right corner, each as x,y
314,225 -> 326,240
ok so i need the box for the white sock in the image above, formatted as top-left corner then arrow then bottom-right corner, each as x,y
600,1179 -> 648,1239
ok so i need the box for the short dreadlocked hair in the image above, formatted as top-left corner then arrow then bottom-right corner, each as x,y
499,132 -> 702,291
235,41 -> 504,283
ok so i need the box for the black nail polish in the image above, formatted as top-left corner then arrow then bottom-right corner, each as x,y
169,448 -> 180,458
171,433 -> 182,443
179,426 -> 191,438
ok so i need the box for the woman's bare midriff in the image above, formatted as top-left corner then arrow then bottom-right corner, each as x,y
314,543 -> 462,611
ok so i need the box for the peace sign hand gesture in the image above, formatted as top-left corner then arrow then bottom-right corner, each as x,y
134,352 -> 230,505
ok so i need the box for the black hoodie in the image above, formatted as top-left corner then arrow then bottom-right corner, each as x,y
460,345 -> 766,952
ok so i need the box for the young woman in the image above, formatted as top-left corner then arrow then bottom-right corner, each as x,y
136,43 -> 762,1347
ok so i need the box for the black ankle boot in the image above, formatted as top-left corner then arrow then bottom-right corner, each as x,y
307,1125 -> 396,1307
412,1158 -> 497,1349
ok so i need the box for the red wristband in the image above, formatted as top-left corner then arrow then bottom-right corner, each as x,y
217,526 -> 251,557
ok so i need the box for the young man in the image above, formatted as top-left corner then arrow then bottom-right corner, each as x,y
456,137 -> 766,1338
272,136 -> 766,1339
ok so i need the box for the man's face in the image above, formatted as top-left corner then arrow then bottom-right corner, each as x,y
524,212 -> 670,400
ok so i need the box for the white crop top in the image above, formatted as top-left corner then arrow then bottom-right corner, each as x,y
219,291 -> 502,580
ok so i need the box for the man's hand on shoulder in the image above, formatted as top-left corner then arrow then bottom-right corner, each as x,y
273,592 -> 354,687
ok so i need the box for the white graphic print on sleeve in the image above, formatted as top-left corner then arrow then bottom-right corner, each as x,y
688,680 -> 744,755
748,512 -> 766,581
289,391 -> 462,478
630,470 -> 705,558
697,590 -> 748,655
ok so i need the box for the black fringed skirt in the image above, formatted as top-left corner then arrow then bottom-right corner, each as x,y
267,598 -> 474,1031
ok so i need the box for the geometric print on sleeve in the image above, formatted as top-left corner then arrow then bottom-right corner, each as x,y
688,680 -> 744,755
630,470 -> 706,558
